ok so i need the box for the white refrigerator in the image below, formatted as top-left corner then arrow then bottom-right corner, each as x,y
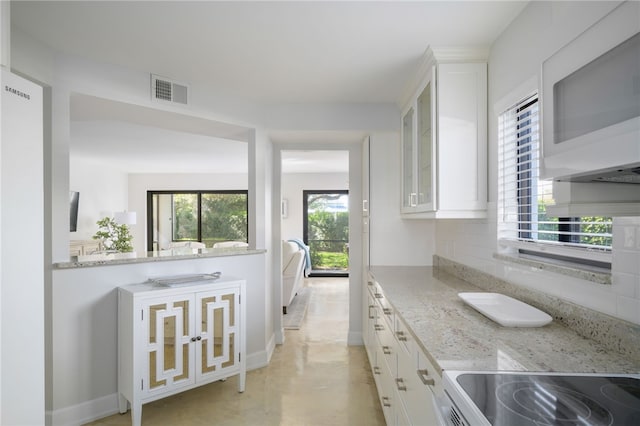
0,67 -> 45,425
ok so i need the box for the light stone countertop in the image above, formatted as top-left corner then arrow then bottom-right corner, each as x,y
55,247 -> 266,269
369,266 -> 639,376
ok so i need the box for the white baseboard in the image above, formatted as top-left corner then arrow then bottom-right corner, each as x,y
49,348 -> 275,426
47,393 -> 120,426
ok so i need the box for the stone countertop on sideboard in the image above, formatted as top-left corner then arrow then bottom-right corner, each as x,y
369,265 -> 639,375
54,247 -> 266,269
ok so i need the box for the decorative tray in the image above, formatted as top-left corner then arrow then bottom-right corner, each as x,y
458,292 -> 552,327
149,272 -> 222,287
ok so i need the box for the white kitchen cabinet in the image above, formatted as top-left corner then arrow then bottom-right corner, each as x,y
401,49 -> 487,219
364,273 -> 443,426
118,276 -> 246,426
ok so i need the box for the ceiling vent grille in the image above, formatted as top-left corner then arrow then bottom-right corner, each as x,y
151,74 -> 189,105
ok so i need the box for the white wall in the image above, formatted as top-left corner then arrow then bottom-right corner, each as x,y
435,0 -> 640,324
281,172 -> 349,241
369,132 -> 434,266
127,173 -> 248,253
69,157 -> 129,241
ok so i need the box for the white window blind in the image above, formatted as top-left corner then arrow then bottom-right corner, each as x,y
498,94 -> 612,260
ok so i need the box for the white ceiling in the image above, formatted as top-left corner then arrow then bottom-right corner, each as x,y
12,1 -> 528,174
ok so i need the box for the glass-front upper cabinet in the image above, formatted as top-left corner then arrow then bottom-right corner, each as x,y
401,107 -> 415,212
400,48 -> 487,219
401,66 -> 436,214
416,78 -> 435,210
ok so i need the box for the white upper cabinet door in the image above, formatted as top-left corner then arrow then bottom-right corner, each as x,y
437,62 -> 487,215
401,66 -> 437,214
416,67 -> 437,213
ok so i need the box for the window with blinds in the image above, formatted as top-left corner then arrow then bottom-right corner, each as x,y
498,94 -> 612,263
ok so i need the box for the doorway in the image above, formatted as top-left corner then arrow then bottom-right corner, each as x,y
303,190 -> 349,277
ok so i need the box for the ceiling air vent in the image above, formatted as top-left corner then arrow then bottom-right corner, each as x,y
151,74 -> 189,105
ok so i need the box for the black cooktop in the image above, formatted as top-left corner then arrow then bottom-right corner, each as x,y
456,373 -> 640,426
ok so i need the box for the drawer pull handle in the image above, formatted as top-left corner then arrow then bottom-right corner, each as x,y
383,308 -> 392,316
367,281 -> 374,286
374,324 -> 384,331
396,331 -> 408,341
382,396 -> 391,407
382,346 -> 392,355
373,366 -> 381,375
417,369 -> 435,386
374,293 -> 384,299
395,378 -> 407,391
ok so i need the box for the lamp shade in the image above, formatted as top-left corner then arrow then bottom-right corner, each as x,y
114,211 -> 137,225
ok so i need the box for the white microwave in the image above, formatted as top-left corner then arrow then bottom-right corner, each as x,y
541,1 -> 640,184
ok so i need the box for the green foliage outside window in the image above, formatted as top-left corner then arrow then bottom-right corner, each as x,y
536,201 -> 612,247
201,193 -> 248,245
173,194 -> 198,240
307,197 -> 349,271
171,192 -> 247,246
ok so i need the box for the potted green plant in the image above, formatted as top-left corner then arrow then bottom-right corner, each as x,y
93,216 -> 134,252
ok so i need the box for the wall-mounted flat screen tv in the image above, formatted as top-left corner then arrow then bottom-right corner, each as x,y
70,191 -> 79,232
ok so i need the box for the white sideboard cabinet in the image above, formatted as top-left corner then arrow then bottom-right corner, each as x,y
118,275 -> 246,426
401,48 -> 487,219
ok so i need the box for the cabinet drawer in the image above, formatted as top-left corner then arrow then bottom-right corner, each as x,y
417,349 -> 442,393
375,316 -> 397,377
375,344 -> 397,426
373,290 -> 394,329
395,316 -> 416,356
398,348 -> 441,426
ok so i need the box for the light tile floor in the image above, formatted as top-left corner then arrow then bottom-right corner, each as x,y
87,277 -> 385,425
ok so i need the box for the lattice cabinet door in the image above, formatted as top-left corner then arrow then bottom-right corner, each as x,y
142,294 -> 196,397
196,287 -> 241,379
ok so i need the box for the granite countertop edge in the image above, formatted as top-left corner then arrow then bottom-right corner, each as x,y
54,248 -> 266,269
369,265 -> 639,376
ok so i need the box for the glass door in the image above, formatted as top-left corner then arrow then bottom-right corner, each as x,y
401,107 -> 416,212
303,190 -> 349,276
416,67 -> 436,212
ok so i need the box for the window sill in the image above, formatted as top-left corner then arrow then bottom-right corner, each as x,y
493,252 -> 611,286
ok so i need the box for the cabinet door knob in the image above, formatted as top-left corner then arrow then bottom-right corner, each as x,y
190,337 -> 197,342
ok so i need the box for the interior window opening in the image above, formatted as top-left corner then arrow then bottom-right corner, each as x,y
147,190 -> 248,251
